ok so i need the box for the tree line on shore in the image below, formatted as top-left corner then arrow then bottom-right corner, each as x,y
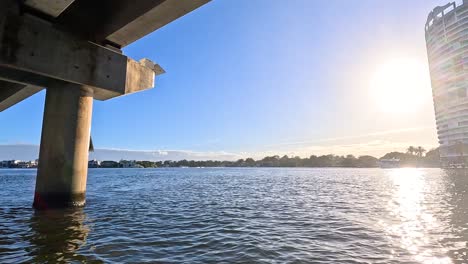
127,146 -> 440,168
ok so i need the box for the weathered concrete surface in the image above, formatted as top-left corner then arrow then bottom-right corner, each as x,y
24,0 -> 76,17
30,0 -> 210,48
0,0 -> 209,210
0,13 -> 156,101
0,80 -> 42,112
105,0 -> 210,47
33,85 -> 93,209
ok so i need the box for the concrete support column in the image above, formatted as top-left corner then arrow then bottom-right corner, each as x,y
33,85 -> 94,209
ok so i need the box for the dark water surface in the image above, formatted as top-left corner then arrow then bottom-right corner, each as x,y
1,168 -> 468,263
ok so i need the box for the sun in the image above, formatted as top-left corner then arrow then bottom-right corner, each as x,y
369,58 -> 432,114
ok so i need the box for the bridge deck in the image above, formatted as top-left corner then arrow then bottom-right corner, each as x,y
0,0 -> 209,111
23,0 -> 209,48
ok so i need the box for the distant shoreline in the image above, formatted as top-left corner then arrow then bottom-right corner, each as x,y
0,166 -> 441,169
1,146 -> 441,169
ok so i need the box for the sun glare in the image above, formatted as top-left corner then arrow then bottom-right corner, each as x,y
369,58 -> 432,114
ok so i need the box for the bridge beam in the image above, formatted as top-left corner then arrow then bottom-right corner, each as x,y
0,3 -> 159,210
22,0 -> 210,48
0,0 -> 209,210
33,84 -> 93,209
0,80 -> 42,112
0,12 -> 157,102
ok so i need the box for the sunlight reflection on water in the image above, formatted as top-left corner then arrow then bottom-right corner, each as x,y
2,168 -> 468,263
384,169 -> 452,264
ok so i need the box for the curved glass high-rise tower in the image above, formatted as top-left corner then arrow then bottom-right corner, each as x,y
425,0 -> 468,166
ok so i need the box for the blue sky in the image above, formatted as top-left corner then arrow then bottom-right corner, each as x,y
0,0 -> 455,159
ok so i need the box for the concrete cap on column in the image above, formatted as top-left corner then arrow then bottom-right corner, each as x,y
139,58 -> 166,76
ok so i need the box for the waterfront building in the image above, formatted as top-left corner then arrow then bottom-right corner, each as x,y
30,160 -> 39,168
16,161 -> 29,168
0,160 -> 37,168
425,0 -> 468,166
88,160 -> 101,168
0,160 -> 11,168
5,160 -> 22,168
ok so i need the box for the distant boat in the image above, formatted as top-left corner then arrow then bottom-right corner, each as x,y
378,158 -> 400,168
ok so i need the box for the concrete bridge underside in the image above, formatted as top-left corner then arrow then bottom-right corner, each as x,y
0,0 -> 209,209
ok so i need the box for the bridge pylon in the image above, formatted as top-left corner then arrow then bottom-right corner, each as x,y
0,0 -> 209,209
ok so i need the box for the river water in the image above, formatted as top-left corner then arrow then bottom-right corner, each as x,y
1,168 -> 468,263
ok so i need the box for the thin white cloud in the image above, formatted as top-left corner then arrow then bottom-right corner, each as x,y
0,135 -> 438,162
0,144 -> 243,161
267,126 -> 433,148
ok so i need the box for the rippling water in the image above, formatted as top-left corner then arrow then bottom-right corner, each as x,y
1,168 -> 468,263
